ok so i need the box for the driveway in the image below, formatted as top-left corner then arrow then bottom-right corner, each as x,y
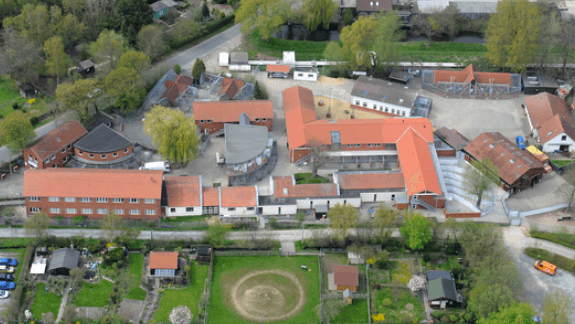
506,173 -> 568,212
502,227 -> 575,318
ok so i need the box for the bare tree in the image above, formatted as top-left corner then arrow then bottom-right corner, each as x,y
100,212 -> 124,243
465,157 -> 499,207
307,139 -> 329,178
543,288 -> 573,324
557,168 -> 575,211
24,212 -> 51,241
373,204 -> 398,239
558,18 -> 575,76
413,11 -> 442,46
1,26 -> 44,83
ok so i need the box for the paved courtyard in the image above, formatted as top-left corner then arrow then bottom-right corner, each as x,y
506,173 -> 569,212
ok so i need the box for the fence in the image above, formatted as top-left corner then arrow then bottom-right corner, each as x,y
203,250 -> 215,324
214,250 -> 281,257
318,253 -> 324,324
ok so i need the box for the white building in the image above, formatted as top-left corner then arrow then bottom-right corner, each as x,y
163,176 -> 203,216
228,52 -> 251,72
220,186 -> 258,217
293,67 -> 319,82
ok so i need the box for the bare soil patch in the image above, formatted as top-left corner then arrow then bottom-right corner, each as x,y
314,96 -> 388,121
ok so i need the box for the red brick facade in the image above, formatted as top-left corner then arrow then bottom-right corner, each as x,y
74,146 -> 132,162
436,149 -> 456,157
445,212 -> 481,218
196,119 -> 272,134
416,194 -> 446,209
24,145 -> 74,169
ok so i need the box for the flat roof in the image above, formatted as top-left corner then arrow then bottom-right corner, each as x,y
351,76 -> 416,109
522,72 -> 560,89
225,124 -> 270,164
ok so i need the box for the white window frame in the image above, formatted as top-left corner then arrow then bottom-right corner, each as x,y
129,209 -> 140,215
97,208 -> 108,215
65,208 -> 77,214
113,152 -> 118,157
170,208 -> 176,213
124,148 -> 129,153
113,198 -> 124,203
186,207 -> 194,212
48,197 -> 60,202
30,207 -> 41,213
144,199 -> 155,204
29,197 -> 40,202
49,208 -> 61,214
129,198 -> 139,204
81,197 -> 91,203
81,208 -> 93,214
145,209 -> 156,215
97,198 -> 108,203
64,197 -> 76,203
114,209 -> 125,215
100,154 -> 107,159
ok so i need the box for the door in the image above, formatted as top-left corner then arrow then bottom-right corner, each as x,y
560,145 -> 569,152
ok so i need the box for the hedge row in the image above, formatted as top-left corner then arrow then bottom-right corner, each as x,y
168,14 -> 235,49
530,230 -> 575,250
524,247 -> 575,273
8,245 -> 35,323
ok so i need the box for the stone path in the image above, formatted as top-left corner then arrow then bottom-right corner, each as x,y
141,279 -> 160,323
55,284 -> 71,323
280,241 -> 296,255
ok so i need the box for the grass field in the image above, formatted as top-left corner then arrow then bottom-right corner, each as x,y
30,283 -> 63,319
209,256 -> 320,324
374,287 -> 425,323
294,173 -> 330,184
332,299 -> 369,324
248,30 -> 330,61
153,261 -> 209,322
126,253 -> 147,300
552,160 -> 573,168
74,279 -> 114,307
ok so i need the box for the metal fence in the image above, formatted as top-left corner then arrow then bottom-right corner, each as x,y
214,250 -> 281,257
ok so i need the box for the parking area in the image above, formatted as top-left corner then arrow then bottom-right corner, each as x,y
506,173 -> 568,212
0,251 -> 22,313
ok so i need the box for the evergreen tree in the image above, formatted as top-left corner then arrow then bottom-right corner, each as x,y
191,58 -> 206,83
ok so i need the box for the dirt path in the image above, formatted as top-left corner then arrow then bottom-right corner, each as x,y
230,270 -> 305,322
55,282 -> 70,323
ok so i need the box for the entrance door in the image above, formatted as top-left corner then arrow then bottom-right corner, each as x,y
560,145 -> 569,152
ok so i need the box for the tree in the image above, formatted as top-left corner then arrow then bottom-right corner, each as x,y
100,212 -> 124,243
533,4 -> 562,71
399,211 -> 432,250
235,0 -> 291,41
301,0 -> 337,32
373,204 -> 398,239
340,16 -> 378,70
61,304 -> 78,324
137,24 -> 167,61
478,302 -> 534,324
169,305 -> 192,324
465,157 -> 499,207
372,11 -> 404,70
413,12 -> 442,46
342,8 -> 354,25
319,299 -> 346,322
110,0 -> 153,43
63,0 -> 85,17
43,36 -> 72,85
205,219 -> 231,248
543,288 -> 573,324
201,1 -> 209,18
407,275 -> 426,292
306,139 -> 328,178
24,212 -> 51,240
69,268 -> 85,290
116,227 -> 141,248
347,244 -> 377,263
428,5 -> 461,41
3,4 -> 52,46
90,29 -> 128,75
117,50 -> 150,74
0,111 -> 35,151
82,0 -> 117,39
191,58 -> 206,82
557,19 -> 575,76
56,13 -> 86,50
485,0 -> 540,72
1,27 -> 44,83
144,106 -> 200,165
327,203 -> 358,240
295,212 -> 306,244
323,41 -> 344,64
55,78 -> 101,122
103,66 -> 144,114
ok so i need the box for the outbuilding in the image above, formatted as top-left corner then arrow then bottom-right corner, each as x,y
267,65 -> 290,79
149,251 -> 179,277
293,67 -> 319,82
228,52 -> 250,72
48,248 -> 80,276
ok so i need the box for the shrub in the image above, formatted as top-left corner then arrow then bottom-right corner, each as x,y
329,70 -> 340,78
524,247 -> 575,273
12,102 -> 18,110
30,116 -> 40,126
89,242 -> 102,254
382,298 -> 391,307
174,64 -> 182,74
449,314 -> 459,322
219,12 -> 225,19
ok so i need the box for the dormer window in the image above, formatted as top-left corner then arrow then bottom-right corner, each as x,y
510,158 -> 516,163
562,135 -> 567,141
283,188 -> 288,195
370,1 -> 373,5
489,143 -> 496,148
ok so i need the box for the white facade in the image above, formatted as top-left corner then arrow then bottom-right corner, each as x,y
221,206 -> 257,217
229,65 -> 251,72
295,197 -> 361,209
351,96 -> 412,117
165,206 -> 203,217
259,205 -> 298,216
542,133 -> 575,153
359,192 -> 404,203
294,70 -> 318,82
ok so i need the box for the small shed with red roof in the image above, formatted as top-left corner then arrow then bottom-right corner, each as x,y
149,251 -> 179,277
329,265 -> 359,292
267,65 -> 290,79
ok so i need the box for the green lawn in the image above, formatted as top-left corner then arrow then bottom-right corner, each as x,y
424,256 -> 463,272
374,288 -> 425,323
154,261 -> 209,322
552,160 -> 573,167
30,283 -> 62,319
248,30 -> 330,61
126,253 -> 147,300
294,173 -> 331,184
0,75 -> 22,109
332,299 -> 369,324
73,279 -> 114,307
209,256 -> 320,324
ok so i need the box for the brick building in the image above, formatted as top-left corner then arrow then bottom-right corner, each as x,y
23,169 -> 163,219
23,120 -> 88,169
73,125 -> 133,164
193,100 -> 273,134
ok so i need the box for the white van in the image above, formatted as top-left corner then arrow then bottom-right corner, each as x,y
139,161 -> 171,172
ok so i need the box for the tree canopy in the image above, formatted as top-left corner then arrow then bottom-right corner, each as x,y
477,302 -> 534,324
138,24 -> 167,61
117,50 -> 150,74
398,211 -> 432,250
144,106 -> 200,165
327,203 -> 358,240
340,16 -> 378,70
191,58 -> 206,81
235,0 -> 291,41
43,36 -> 72,85
372,11 -> 404,70
543,288 -> 573,324
0,110 -> 35,151
465,157 -> 499,207
24,212 -> 51,240
373,204 -> 398,239
55,78 -> 101,121
90,29 -> 128,75
301,0 -> 337,32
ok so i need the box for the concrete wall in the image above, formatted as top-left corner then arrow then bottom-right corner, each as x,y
220,206 -> 257,217
165,206 -> 203,217
293,71 -> 318,81
351,96 -> 412,117
259,205 -> 298,216
229,65 -> 251,72
359,192 -> 403,203
295,198 -> 361,209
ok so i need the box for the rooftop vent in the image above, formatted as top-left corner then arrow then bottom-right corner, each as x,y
489,143 -> 496,148
548,131 -> 553,137
283,188 -> 288,195
501,152 -> 505,155
517,164 -> 521,168
510,158 -> 516,163
382,95 -> 387,99
484,139 -> 488,142
56,137 -> 61,142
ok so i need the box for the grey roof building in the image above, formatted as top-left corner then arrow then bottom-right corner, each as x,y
426,270 -> 452,281
225,124 -> 271,165
230,52 -> 249,65
75,125 -> 131,154
427,278 -> 458,302
48,248 -> 80,275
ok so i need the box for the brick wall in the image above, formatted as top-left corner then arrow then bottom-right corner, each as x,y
24,146 -> 74,169
74,145 -> 132,162
197,119 -> 273,134
445,212 -> 481,218
436,149 -> 455,157
417,194 -> 446,209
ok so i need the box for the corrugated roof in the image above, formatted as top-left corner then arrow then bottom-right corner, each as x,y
74,125 -> 131,153
274,176 -> 339,198
338,172 -> 405,190
356,0 -> 392,12
396,128 -> 442,196
149,251 -> 178,269
266,65 -> 291,73
464,132 -> 544,185
434,127 -> 470,151
332,265 -> 359,286
28,120 -> 88,161
193,100 -> 273,123
220,186 -> 257,207
230,52 -> 249,64
202,187 -> 219,206
165,176 -> 201,207
23,169 -> 164,199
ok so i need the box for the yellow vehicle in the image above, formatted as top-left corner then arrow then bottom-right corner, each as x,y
534,260 -> 556,276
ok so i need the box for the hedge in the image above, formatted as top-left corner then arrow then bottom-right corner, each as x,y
524,247 -> 575,273
530,230 -> 575,250
8,245 -> 36,322
169,15 -> 235,50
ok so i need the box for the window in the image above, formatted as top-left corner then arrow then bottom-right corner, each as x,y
63,156 -> 67,163
45,159 -> 50,164
29,197 -> 40,202
255,118 -> 260,122
67,145 -> 71,150
247,207 -> 255,211
355,144 -> 361,147
298,73 -> 303,77
113,198 -> 124,203
30,207 -> 41,213
308,74 -> 314,77
199,120 -> 204,123
392,109 -> 395,114
113,152 -> 118,157
145,209 -> 156,215
375,143 -> 382,147
347,144 -> 353,148
391,194 -> 395,201
129,209 -> 140,215
376,1 -> 379,5
373,104 -> 377,109
51,154 -> 56,160
61,148 -> 66,153
114,209 -> 124,215
262,118 -> 267,122
81,208 -> 93,214
363,102 -> 367,107
385,107 -> 388,112
97,198 -> 108,203
64,197 -> 76,203
170,208 -> 176,213
370,1 -> 373,5
129,198 -> 139,203
367,144 -> 373,147
78,151 -> 83,155
562,135 -> 567,141
49,208 -> 61,214
97,208 -> 107,214
206,120 -> 212,123
186,207 -> 194,212
89,154 -> 95,158
81,197 -> 91,203
52,164 -> 57,168
65,208 -> 77,214
124,148 -> 129,153
402,111 -> 406,116
355,100 -> 360,105
228,207 -> 236,211
48,197 -> 60,202
100,154 -> 107,159
144,199 -> 155,204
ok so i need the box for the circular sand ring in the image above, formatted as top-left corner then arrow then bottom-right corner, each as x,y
230,270 -> 305,322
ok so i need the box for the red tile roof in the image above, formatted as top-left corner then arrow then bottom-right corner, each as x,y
161,84 -> 182,105
538,115 -> 575,145
464,132 -> 544,185
161,74 -> 193,105
433,64 -> 512,86
266,65 -> 291,73
149,251 -> 178,270
338,172 -> 405,190
174,75 -> 193,86
202,187 -> 219,206
356,0 -> 392,12
396,129 -> 441,196
283,86 -> 318,149
219,78 -> 245,99
525,92 -> 573,129
23,169 -> 163,199
27,120 -> 88,161
273,176 -> 339,198
193,100 -> 274,123
332,265 -> 359,286
164,176 -> 201,207
220,186 -> 257,207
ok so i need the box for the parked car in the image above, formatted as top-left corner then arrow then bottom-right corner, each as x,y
534,260 -> 556,275
0,290 -> 9,299
0,258 -> 17,267
0,273 -> 14,281
0,281 -> 15,290
0,266 -> 14,273
516,136 -> 526,150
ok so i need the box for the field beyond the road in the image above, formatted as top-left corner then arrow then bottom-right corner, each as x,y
209,256 -> 320,324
